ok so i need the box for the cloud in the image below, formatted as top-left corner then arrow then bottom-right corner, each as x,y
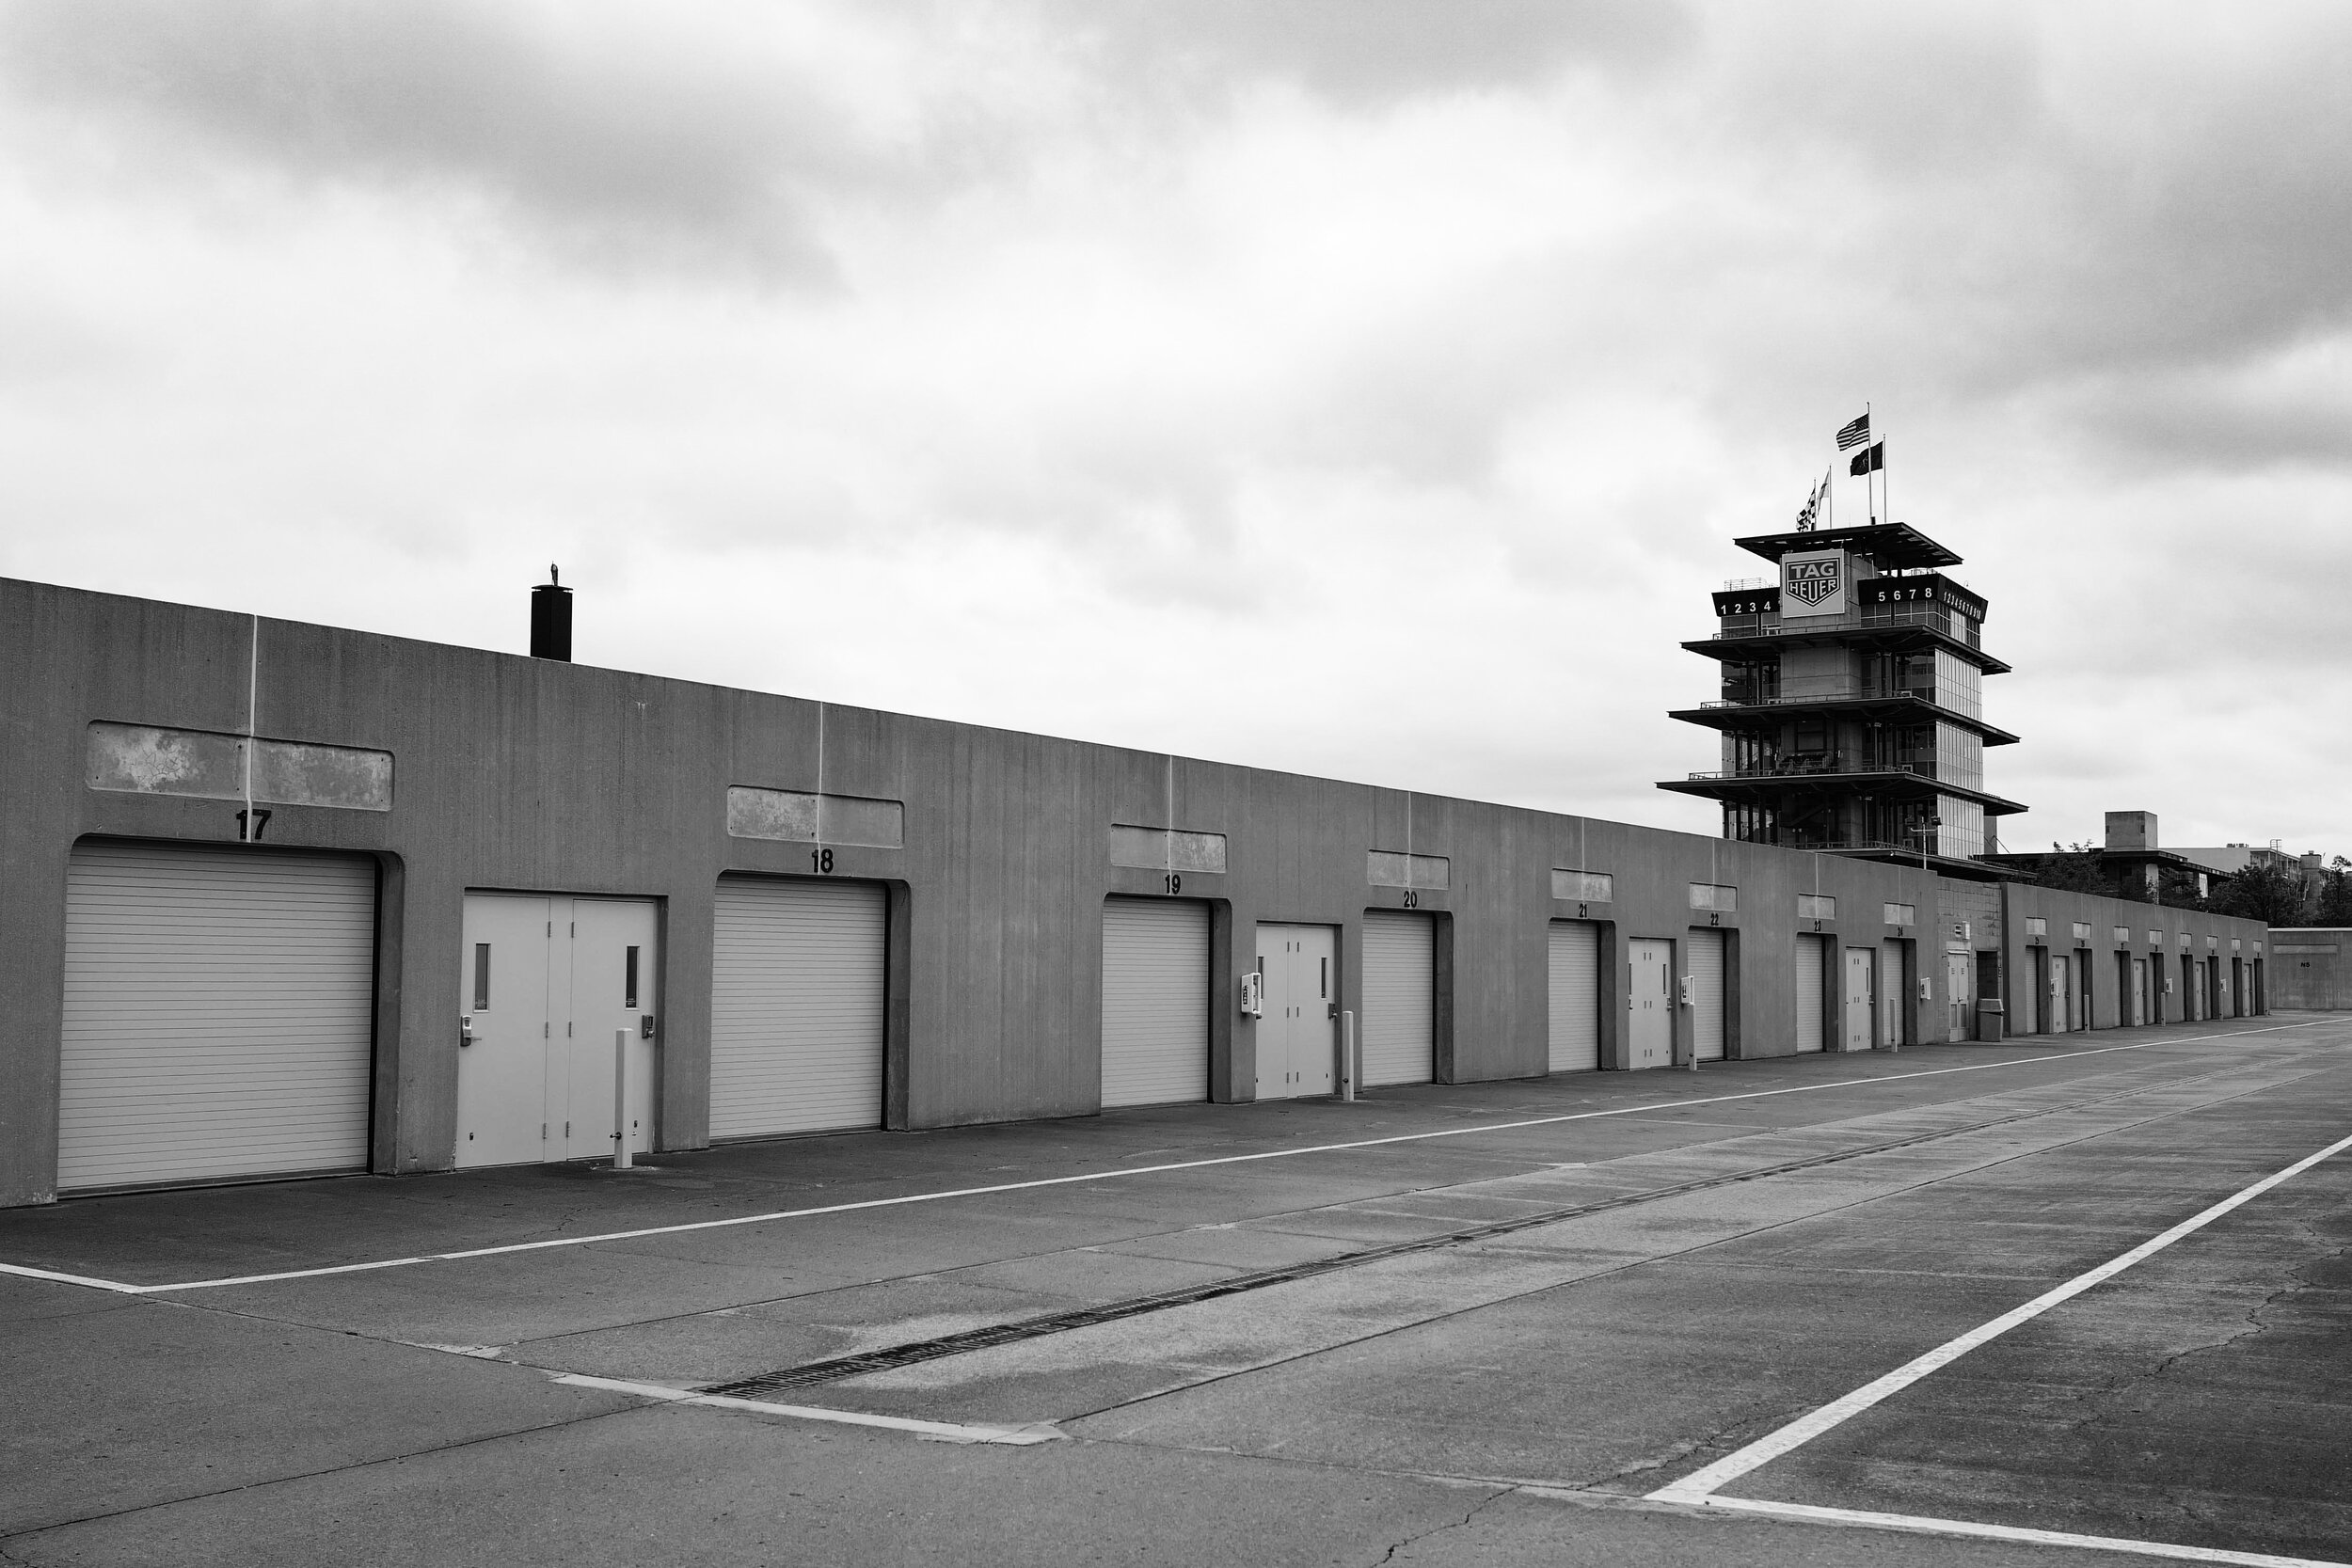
1037,0 -> 1696,106
0,0 -> 2347,858
0,0 -> 895,281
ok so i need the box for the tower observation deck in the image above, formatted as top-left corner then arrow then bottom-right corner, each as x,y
1658,520 -> 2021,879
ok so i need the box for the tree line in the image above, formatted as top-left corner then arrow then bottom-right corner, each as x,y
2017,846 -> 2352,927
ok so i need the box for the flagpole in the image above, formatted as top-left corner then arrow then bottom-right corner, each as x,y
1866,401 -> 1875,525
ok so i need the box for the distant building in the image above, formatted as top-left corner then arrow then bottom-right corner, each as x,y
1980,812 -> 2334,906
1658,520 -> 2022,874
1653,520 -> 2274,1048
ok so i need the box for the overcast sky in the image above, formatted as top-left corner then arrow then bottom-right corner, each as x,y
4,1 -> 2346,856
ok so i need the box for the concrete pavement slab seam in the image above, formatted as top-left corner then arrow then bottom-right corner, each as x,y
1051,1064 -> 2345,1440
1647,1125 -> 2352,1507
7,1019 -> 2321,1298
700,1062 -> 2321,1400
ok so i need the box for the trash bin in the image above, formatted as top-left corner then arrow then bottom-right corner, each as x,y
1975,997 -> 2005,1043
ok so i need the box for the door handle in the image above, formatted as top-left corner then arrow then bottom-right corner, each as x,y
459,1014 -> 475,1048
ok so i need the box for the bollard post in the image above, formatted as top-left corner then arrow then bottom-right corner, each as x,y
612,1027 -> 632,1170
1341,1010 -> 1356,1101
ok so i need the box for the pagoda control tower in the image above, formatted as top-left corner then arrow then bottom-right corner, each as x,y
1658,520 -> 2022,877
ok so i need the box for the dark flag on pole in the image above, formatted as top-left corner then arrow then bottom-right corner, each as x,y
1835,413 -> 1870,451
1849,439 -> 1884,476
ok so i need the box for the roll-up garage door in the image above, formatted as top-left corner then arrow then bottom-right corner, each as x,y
1794,934 -> 1828,1052
711,878 -> 887,1138
59,841 -> 376,1192
1687,928 -> 1726,1062
1102,898 -> 1208,1108
1547,922 -> 1600,1072
1360,911 -> 1435,1086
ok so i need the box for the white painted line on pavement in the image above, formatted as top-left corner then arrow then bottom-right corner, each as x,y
0,1260 -> 153,1294
549,1371 -> 1063,1445
1675,1496 -> 2350,1568
1648,1124 -> 2352,1508
0,1018 -> 2329,1297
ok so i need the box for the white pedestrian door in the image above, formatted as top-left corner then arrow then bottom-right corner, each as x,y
1257,924 -> 1336,1099
1878,943 -> 1904,1048
2132,958 -> 2148,1024
1627,939 -> 1673,1069
1686,929 -> 1726,1062
1101,898 -> 1208,1108
1947,951 -> 1974,1040
1842,947 -> 1874,1051
59,842 -> 376,1193
1548,923 -> 1601,1072
1795,935 -> 1828,1052
2050,953 -> 2072,1034
1360,912 -> 1434,1086
712,879 -> 887,1137
457,894 -> 658,1167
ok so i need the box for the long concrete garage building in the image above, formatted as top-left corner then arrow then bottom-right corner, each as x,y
0,578 -> 2272,1207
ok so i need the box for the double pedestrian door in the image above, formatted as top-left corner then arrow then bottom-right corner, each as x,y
457,895 -> 659,1167
1256,924 -> 1336,1099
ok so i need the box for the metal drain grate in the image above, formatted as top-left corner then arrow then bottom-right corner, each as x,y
698,1067 -> 2258,1401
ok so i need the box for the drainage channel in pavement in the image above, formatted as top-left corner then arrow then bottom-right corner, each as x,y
699,1058 -> 2315,1400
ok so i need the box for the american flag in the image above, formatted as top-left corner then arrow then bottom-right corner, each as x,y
1835,413 -> 1870,451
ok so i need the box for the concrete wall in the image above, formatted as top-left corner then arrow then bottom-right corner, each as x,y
2269,930 -> 2352,1010
0,579 -> 2273,1206
1994,884 -> 2269,1031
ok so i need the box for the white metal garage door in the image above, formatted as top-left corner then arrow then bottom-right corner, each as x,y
1101,898 -> 1208,1108
1360,912 -> 1434,1086
710,877 -> 886,1138
1794,934 -> 1828,1053
1548,922 -> 1600,1072
1686,929 -> 1726,1061
59,841 -> 376,1192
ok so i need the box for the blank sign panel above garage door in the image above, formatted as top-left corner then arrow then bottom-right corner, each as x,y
59,841 -> 377,1193
1101,898 -> 1208,1108
710,878 -> 887,1139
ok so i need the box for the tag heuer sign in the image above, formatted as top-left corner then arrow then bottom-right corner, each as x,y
1779,548 -> 1848,618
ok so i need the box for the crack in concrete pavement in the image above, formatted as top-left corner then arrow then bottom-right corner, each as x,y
1364,1484 -> 1515,1566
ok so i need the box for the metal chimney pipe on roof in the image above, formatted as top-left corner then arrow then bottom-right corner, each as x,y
531,564 -> 572,660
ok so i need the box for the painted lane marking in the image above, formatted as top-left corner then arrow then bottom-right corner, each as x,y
0,1019 -> 2329,1297
548,1371 -> 1062,1446
1647,1124 -> 2352,1510
0,1260 -> 152,1292
1668,1496 -> 2350,1568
